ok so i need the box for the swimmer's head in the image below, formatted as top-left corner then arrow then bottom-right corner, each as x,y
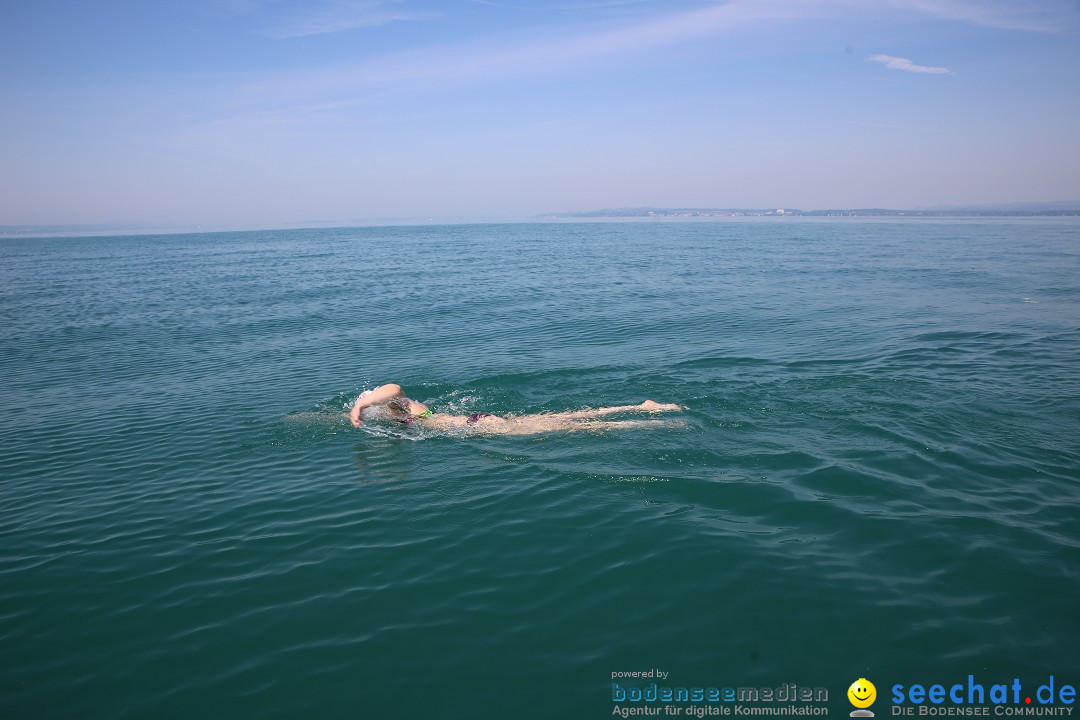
386,397 -> 410,413
387,397 -> 423,420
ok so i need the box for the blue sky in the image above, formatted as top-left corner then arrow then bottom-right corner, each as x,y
2,0 -> 1079,227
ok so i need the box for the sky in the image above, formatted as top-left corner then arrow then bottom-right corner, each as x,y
1,0 -> 1079,228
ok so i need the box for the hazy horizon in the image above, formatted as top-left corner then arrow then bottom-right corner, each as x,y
5,200 -> 1080,238
2,0 -> 1079,228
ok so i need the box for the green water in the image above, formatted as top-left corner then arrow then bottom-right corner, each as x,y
1,219 -> 1078,718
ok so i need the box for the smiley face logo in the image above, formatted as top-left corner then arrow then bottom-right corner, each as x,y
848,679 -> 876,709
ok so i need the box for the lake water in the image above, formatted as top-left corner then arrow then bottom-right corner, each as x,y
2,218 -> 1078,718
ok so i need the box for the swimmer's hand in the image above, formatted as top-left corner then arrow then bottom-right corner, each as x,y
349,389 -> 374,427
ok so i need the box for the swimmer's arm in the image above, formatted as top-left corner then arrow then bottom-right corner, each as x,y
349,383 -> 406,427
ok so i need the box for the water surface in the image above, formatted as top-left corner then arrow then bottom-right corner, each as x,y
2,219 -> 1078,718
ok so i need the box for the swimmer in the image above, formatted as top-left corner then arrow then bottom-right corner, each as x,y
349,383 -> 683,435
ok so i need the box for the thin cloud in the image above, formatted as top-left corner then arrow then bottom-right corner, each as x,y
252,3 -> 808,93
212,0 -> 1053,128
883,0 -> 1080,34
190,2 -> 789,132
260,0 -> 438,39
869,54 -> 951,74
349,2 -> 830,79
208,2 -> 922,126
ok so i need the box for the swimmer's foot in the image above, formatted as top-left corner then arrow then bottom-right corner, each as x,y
639,400 -> 682,412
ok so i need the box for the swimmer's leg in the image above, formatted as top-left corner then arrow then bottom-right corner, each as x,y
637,400 -> 682,412
543,400 -> 682,420
499,417 -> 685,435
583,419 -> 686,430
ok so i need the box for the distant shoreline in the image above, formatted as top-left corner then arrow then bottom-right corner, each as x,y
4,207 -> 1080,239
543,206 -> 1080,219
